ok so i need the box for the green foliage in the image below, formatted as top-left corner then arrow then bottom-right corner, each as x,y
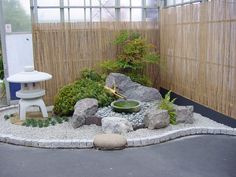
62,117 -> 69,122
44,119 -> 50,127
0,56 -> 4,80
3,114 -> 14,120
31,119 -> 37,127
159,91 -> 177,125
3,0 -> 31,32
113,31 -> 129,45
81,69 -> 103,82
51,120 -> 56,126
55,117 -> 63,124
38,120 -> 44,128
0,82 -> 6,99
3,114 -> 61,128
101,31 -> 159,86
53,78 -> 115,116
127,73 -> 152,87
101,60 -> 120,73
4,114 -> 10,120
144,53 -> 160,64
22,116 -> 69,128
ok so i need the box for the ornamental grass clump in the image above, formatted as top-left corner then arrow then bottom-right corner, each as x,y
159,91 -> 177,125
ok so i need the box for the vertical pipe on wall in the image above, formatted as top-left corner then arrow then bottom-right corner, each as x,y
142,0 -> 146,21
115,0 -> 120,21
60,0 -> 65,22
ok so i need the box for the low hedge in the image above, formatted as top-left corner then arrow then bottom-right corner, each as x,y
53,78 -> 115,116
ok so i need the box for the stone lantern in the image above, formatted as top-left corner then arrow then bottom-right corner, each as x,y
7,66 -> 52,120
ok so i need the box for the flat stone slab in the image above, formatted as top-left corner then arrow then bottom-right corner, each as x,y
93,134 -> 127,150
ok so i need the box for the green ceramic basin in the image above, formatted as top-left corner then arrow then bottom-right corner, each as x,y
111,99 -> 141,113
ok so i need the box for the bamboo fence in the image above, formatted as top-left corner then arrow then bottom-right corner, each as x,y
32,22 -> 160,105
160,0 -> 236,118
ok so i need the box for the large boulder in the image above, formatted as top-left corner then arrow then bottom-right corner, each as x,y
144,108 -> 170,129
175,105 -> 194,124
102,117 -> 133,134
105,73 -> 162,102
124,85 -> 162,102
71,98 -> 98,128
93,134 -> 127,150
106,73 -> 140,92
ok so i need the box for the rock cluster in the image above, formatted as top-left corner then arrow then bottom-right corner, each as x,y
70,73 -> 194,134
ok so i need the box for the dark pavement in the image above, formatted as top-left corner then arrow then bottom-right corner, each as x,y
0,135 -> 236,177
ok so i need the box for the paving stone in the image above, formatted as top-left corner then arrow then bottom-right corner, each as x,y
140,138 -> 149,145
127,139 -> 134,146
147,137 -> 155,145
202,128 -> 208,134
86,140 -> 94,148
133,138 -> 142,146
79,139 -> 88,148
214,128 -> 222,134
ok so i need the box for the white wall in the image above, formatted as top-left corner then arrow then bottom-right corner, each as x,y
5,33 -> 34,76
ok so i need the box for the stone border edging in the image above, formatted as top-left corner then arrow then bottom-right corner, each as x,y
126,127 -> 236,147
0,127 -> 235,149
0,106 -> 236,149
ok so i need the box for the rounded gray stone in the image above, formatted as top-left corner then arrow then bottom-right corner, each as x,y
93,134 -> 127,150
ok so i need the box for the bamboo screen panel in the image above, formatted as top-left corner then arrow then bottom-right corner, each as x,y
160,0 -> 236,118
33,22 -> 160,105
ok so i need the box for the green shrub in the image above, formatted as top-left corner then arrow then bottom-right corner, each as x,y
101,60 -> 120,73
31,119 -> 38,127
44,119 -> 50,127
38,120 -> 44,128
50,120 -> 56,126
4,114 -> 10,120
21,117 -> 69,128
81,69 -> 104,82
55,117 -> 63,124
53,78 -> 115,116
62,117 -> 69,122
101,31 -> 159,86
127,73 -> 152,87
159,91 -> 177,125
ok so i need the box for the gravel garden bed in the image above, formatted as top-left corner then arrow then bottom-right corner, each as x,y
0,105 -> 235,149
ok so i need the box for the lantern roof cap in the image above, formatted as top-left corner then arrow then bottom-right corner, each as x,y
7,66 -> 52,83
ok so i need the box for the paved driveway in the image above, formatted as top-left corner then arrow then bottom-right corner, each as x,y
0,135 -> 236,177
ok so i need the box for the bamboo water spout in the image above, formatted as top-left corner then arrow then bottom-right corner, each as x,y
104,86 -> 127,99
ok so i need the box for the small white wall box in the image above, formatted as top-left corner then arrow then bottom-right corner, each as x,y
7,66 -> 52,120
5,24 -> 12,33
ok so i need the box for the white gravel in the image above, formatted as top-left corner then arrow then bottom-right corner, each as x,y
0,107 -> 231,141
96,101 -> 157,128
